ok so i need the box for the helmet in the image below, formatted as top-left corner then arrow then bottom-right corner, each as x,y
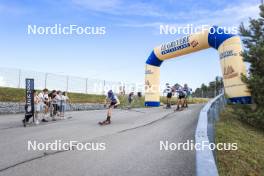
174,83 -> 180,89
107,90 -> 113,97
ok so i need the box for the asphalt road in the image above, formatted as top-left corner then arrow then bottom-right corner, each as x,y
0,104 -> 203,176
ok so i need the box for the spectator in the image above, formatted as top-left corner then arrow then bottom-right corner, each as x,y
22,104 -> 33,127
55,90 -> 63,118
38,89 -> 49,122
56,91 -> 62,118
23,88 -> 71,125
49,90 -> 58,120
61,92 -> 69,118
34,90 -> 41,125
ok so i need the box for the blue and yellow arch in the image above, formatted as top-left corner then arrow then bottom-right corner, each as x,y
145,26 -> 251,107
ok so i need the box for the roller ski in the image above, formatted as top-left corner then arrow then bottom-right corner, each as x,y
174,106 -> 184,112
98,119 -> 111,126
182,104 -> 188,109
166,104 -> 171,109
98,115 -> 111,125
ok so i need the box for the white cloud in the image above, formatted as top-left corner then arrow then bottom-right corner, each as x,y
118,3 -> 260,29
120,22 -> 164,28
0,3 -> 27,15
72,0 -> 260,26
71,0 -> 166,17
72,0 -> 121,11
191,3 -> 260,26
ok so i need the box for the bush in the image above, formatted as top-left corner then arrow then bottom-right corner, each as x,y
230,104 -> 264,130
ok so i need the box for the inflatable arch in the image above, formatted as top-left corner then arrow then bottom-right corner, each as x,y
144,26 -> 251,107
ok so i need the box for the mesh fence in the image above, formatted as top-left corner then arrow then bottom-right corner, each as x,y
0,67 -> 143,95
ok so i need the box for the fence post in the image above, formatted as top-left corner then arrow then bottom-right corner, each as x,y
103,80 -> 106,95
44,73 -> 48,88
18,69 -> 21,88
66,76 -> 69,92
85,78 -> 88,94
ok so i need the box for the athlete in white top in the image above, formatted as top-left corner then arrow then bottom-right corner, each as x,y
164,83 -> 172,108
34,90 -> 41,125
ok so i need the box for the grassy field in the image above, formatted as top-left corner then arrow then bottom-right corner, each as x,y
0,86 -> 208,107
216,105 -> 264,176
0,86 -> 106,103
160,96 -> 208,105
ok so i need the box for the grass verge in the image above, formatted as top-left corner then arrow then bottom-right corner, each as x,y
160,96 -> 208,105
216,105 -> 264,176
0,86 -> 208,107
0,86 -> 106,103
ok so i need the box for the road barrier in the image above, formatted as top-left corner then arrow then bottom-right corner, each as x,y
195,93 -> 226,176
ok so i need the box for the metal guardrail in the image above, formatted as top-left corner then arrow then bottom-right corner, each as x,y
195,93 -> 226,176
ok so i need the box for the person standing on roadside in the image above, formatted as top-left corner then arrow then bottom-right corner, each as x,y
61,92 -> 69,118
38,89 -> 49,122
49,90 -> 57,120
34,90 -> 41,125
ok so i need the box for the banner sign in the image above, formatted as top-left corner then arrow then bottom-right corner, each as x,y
25,78 -> 34,117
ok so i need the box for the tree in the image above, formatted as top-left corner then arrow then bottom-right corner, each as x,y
193,76 -> 223,98
240,5 -> 264,110
238,4 -> 264,129
215,76 -> 224,95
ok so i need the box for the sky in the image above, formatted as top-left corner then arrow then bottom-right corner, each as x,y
0,0 -> 261,90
